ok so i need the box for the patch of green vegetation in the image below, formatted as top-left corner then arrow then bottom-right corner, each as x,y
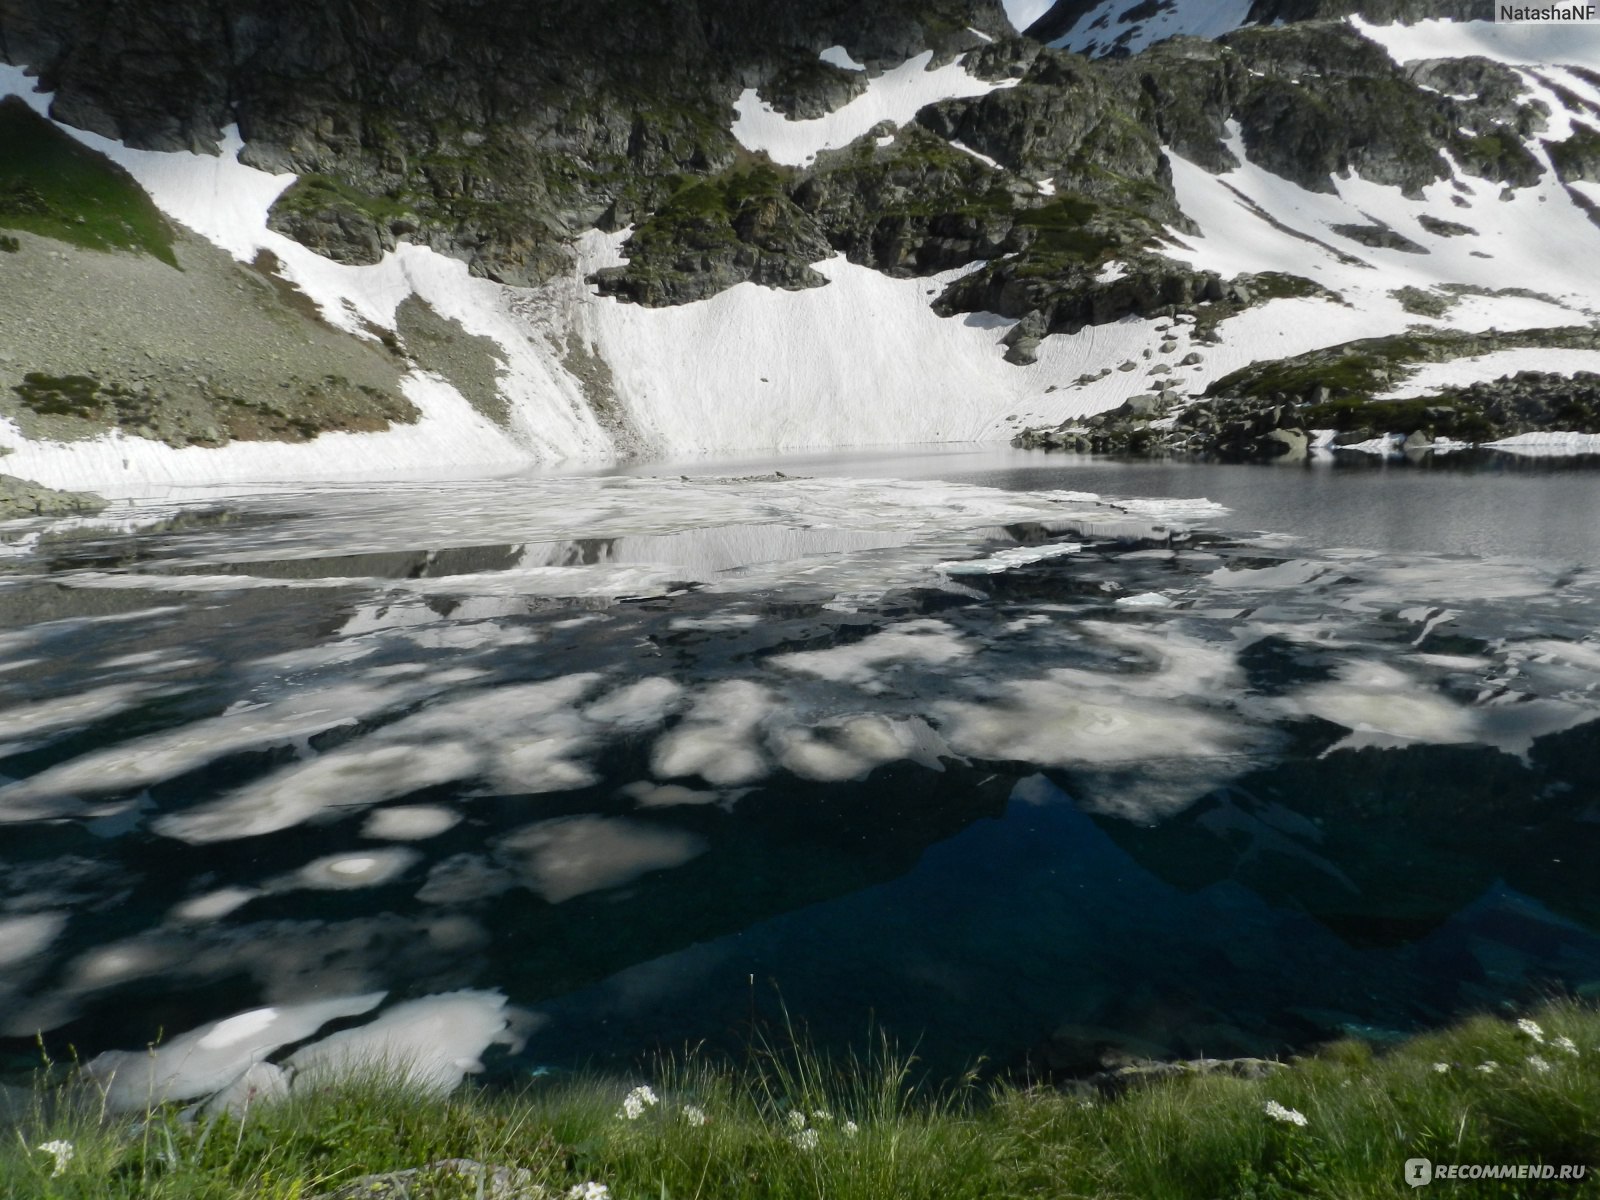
1252,273 -> 1337,303
270,173 -> 411,224
1548,120 -> 1600,180
1209,331 -> 1484,404
0,98 -> 177,266
1211,328 -> 1600,406
1302,395 -> 1497,441
2,1002 -> 1598,1199
0,235 -> 19,253
1450,128 -> 1543,187
624,163 -> 802,262
12,373 -> 108,419
1012,195 -> 1138,267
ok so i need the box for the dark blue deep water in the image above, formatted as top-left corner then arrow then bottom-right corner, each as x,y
2,446 -> 1598,1088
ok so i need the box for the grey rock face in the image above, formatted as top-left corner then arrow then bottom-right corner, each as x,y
0,472 -> 107,519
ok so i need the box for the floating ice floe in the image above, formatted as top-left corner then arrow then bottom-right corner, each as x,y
88,991 -> 386,1112
937,542 -> 1085,574
284,990 -> 516,1096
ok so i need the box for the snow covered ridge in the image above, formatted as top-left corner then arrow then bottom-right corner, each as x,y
6,1 -> 1600,488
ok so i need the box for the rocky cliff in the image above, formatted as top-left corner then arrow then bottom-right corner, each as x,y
1,0 -> 1598,482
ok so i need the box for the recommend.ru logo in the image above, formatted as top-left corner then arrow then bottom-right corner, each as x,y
1405,1158 -> 1589,1186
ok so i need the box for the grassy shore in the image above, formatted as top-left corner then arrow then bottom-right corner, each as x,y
2,1002 -> 1596,1199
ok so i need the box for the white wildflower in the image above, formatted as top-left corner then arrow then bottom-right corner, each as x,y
35,1141 -> 74,1177
1528,1055 -> 1552,1074
842,1120 -> 860,1138
790,1128 -> 820,1151
1516,1018 -> 1545,1043
682,1104 -> 708,1127
1553,1035 -> 1579,1056
1263,1100 -> 1308,1127
811,1109 -> 833,1124
568,1184 -> 610,1200
616,1084 -> 659,1120
1477,1061 -> 1499,1074
786,1109 -> 807,1130
1432,1063 -> 1450,1073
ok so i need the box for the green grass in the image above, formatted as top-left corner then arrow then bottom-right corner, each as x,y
0,97 -> 177,266
3,1002 -> 1599,1199
269,173 -> 412,226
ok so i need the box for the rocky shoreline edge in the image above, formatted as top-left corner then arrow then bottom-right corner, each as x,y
1013,330 -> 1600,462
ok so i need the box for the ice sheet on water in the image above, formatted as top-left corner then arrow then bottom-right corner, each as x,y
363,805 -> 462,842
772,714 -> 951,783
88,991 -> 386,1111
281,848 -> 423,891
155,676 -> 604,844
651,681 -> 777,786
772,619 -> 971,685
284,990 -> 515,1096
0,912 -> 67,968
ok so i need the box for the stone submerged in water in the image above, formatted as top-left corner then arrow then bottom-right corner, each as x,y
0,473 -> 107,519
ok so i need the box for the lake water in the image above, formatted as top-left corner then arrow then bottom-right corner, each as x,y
2,446 -> 1598,1086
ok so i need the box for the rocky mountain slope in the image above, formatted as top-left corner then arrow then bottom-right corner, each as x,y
1,0 -> 1598,488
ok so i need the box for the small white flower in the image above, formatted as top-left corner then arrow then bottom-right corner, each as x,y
842,1119 -> 859,1138
567,1183 -> 610,1200
810,1109 -> 833,1124
1528,1055 -> 1552,1074
1477,1061 -> 1499,1074
786,1109 -> 807,1130
1553,1035 -> 1579,1056
682,1104 -> 708,1126
35,1141 -> 74,1177
616,1084 -> 659,1120
1263,1100 -> 1308,1127
790,1128 -> 820,1151
1516,1018 -> 1545,1043
1432,1062 -> 1451,1073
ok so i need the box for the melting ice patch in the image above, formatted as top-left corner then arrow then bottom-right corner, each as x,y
772,715 -> 950,783
363,805 -> 463,842
651,681 -> 778,785
284,991 -> 516,1096
154,676 -> 604,844
773,619 -> 971,686
88,992 -> 386,1111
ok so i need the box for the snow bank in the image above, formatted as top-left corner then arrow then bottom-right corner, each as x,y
1352,17 -> 1600,71
1380,349 -> 1600,398
731,51 -> 1015,167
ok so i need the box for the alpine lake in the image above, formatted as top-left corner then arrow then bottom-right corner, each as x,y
3,444 -> 1599,1088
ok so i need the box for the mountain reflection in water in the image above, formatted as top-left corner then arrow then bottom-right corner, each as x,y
0,457 -> 1597,1084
